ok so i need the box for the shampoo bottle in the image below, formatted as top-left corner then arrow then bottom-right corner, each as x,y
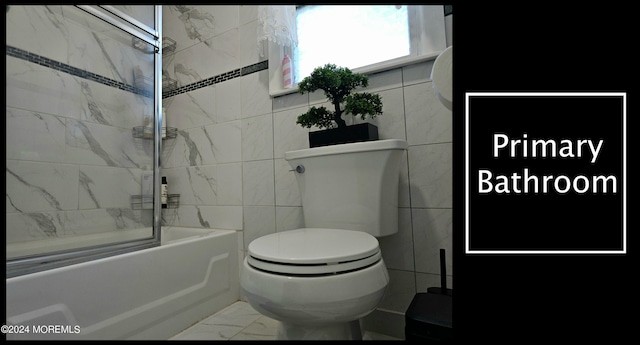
161,176 -> 168,209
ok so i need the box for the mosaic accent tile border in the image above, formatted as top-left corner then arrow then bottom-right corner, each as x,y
6,45 -> 153,98
162,60 -> 269,98
6,45 -> 269,100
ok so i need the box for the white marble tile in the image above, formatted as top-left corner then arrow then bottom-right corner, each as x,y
171,322 -> 243,340
217,163 -> 243,206
205,28 -> 240,78
402,60 -> 434,86
164,26 -> 239,88
179,125 -> 218,166
273,89 -> 309,112
5,208 -> 148,244
242,206 -> 276,251
169,301 -> 402,341
164,44 -> 206,87
361,68 -> 403,93
408,143 -> 452,208
165,85 -> 216,130
201,300 -> 263,327
6,108 -> 67,163
353,87 -> 406,141
168,121 -> 242,168
84,82 -> 152,130
378,269 -> 417,314
162,5 -> 217,53
163,166 -> 217,206
215,77 -> 242,123
78,166 -> 140,209
165,205 -> 242,230
378,208 -> 414,271
239,5 -> 258,26
240,70 -> 273,119
74,208 -> 148,234
6,57 -> 84,122
274,158 -> 302,206
6,6 -> 70,62
241,113 -> 274,161
230,316 -> 280,340
211,6 -> 240,37
209,120 -> 242,164
275,206 -> 305,232
404,82 -> 452,145
5,211 -> 64,243
6,161 -> 79,213
7,6 -> 153,87
398,150 -> 411,208
411,208 -> 453,276
273,106 -> 310,158
239,19 -> 260,68
66,119 -> 148,168
160,129 -> 190,168
242,160 -> 275,206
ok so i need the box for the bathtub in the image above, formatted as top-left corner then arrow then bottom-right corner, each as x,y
5,227 -> 239,340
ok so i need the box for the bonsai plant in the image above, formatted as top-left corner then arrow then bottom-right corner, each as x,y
296,63 -> 383,147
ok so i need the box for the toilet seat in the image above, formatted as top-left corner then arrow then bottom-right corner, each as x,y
247,228 -> 381,276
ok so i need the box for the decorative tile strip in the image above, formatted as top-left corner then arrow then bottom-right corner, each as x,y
6,45 -> 153,98
7,45 -> 269,100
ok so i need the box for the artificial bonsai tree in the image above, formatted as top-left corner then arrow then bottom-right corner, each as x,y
296,63 -> 383,147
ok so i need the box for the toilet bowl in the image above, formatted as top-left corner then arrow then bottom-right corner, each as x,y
239,139 -> 408,340
240,228 -> 389,340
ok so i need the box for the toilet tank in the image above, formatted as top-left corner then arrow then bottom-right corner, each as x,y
284,139 -> 408,237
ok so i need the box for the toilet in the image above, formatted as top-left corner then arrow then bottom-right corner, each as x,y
240,139 -> 408,340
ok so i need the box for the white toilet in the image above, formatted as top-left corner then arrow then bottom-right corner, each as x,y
240,139 -> 408,340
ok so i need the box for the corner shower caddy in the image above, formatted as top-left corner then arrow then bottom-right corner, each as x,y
130,35 -> 180,211
130,194 -> 180,210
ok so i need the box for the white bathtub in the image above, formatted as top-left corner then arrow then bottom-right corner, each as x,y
5,227 -> 239,340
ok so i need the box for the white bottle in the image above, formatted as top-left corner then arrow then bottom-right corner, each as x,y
141,167 -> 153,210
162,107 -> 167,139
282,54 -> 293,88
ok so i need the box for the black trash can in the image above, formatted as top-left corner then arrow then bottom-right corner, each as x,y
405,249 -> 452,341
405,291 -> 452,341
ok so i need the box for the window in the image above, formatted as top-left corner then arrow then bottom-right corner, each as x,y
265,5 -> 448,97
294,5 -> 410,84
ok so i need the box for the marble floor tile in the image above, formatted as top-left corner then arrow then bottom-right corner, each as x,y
169,301 -> 401,341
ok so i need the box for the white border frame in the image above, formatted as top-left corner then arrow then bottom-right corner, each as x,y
465,92 -> 627,255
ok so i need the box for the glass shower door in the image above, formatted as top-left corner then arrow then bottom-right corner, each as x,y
5,5 -> 162,275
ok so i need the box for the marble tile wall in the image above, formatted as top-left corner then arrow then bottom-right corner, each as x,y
5,3 -> 452,338
160,5 -> 452,339
6,6 -> 156,248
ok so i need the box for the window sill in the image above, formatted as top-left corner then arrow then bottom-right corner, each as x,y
269,50 -> 444,98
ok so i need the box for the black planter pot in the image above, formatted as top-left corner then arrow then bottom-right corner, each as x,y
308,122 -> 378,148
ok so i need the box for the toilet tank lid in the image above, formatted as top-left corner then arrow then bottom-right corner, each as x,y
248,228 -> 380,265
285,139 -> 408,161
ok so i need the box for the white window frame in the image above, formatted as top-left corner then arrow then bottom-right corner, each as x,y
265,5 -> 448,97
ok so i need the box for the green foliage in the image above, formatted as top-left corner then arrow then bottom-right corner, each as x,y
296,64 -> 383,129
296,106 -> 335,129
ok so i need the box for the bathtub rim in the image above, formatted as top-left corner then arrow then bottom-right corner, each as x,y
6,227 -> 228,279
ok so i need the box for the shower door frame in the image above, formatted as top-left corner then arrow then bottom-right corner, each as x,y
6,5 -> 164,278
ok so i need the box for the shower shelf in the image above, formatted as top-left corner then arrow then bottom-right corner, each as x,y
131,194 -> 180,209
163,37 -> 176,54
163,77 -> 178,91
132,126 -> 178,140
